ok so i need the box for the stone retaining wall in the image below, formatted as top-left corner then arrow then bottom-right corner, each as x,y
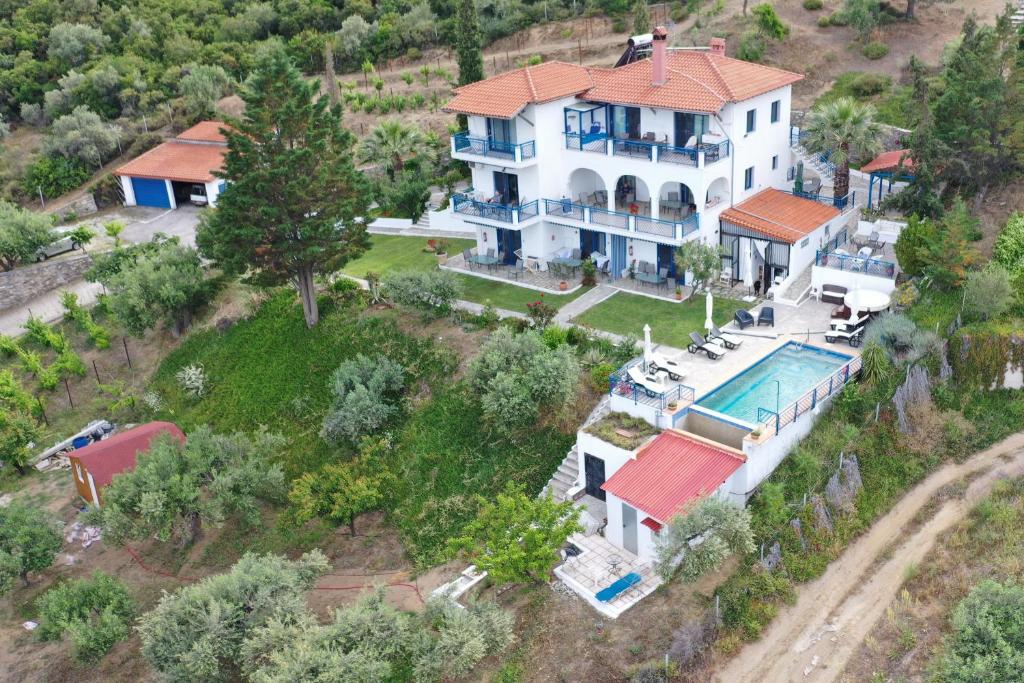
0,254 -> 94,311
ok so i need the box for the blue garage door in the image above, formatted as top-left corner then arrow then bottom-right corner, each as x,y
131,177 -> 171,208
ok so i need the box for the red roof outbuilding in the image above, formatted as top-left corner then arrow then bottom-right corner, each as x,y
114,120 -> 229,183
73,422 -> 185,490
720,188 -> 841,244
601,431 -> 745,523
860,149 -> 914,174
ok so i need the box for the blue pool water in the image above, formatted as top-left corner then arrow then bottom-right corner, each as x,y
695,343 -> 850,424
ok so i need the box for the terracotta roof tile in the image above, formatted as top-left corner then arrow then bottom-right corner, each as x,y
602,431 -> 745,522
114,140 -> 227,183
73,422 -> 185,489
860,149 -> 914,174
720,188 -> 840,244
176,120 -> 230,143
444,61 -> 594,118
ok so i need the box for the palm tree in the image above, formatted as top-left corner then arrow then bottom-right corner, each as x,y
802,97 -> 883,204
358,120 -> 425,181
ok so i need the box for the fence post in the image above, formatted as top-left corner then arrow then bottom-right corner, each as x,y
63,377 -> 74,409
122,337 -> 133,369
92,360 -> 100,384
37,397 -> 48,426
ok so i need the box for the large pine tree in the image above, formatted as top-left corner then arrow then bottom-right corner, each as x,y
455,0 -> 484,86
197,50 -> 368,328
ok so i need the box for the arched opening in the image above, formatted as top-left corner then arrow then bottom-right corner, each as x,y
705,177 -> 731,210
567,168 -> 608,208
656,181 -> 696,221
614,175 -> 651,215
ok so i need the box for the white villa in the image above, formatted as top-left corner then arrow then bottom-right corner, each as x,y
442,29 -> 856,296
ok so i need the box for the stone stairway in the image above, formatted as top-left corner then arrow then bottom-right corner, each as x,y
541,396 -> 611,502
792,140 -> 836,187
1013,0 -> 1024,26
414,207 -> 432,231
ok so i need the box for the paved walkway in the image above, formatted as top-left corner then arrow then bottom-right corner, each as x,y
0,279 -> 103,337
554,284 -> 617,324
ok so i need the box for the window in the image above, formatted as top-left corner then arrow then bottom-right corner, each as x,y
800,237 -> 810,248
744,167 -> 754,190
771,100 -> 780,123
745,109 -> 756,134
772,155 -> 779,170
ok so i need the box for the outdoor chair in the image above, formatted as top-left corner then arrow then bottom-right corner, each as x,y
687,332 -> 727,360
734,309 -> 755,329
462,249 -> 474,269
571,248 -> 581,260
599,260 -> 611,278
658,268 -> 669,288
486,248 -> 496,259
627,366 -> 667,397
757,307 -> 775,327
868,231 -> 883,249
506,259 -> 525,280
648,351 -> 686,381
709,325 -> 743,349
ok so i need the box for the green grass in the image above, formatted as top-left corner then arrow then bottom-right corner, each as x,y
339,234 -> 475,279
455,275 -> 591,314
813,71 -> 918,129
573,291 -> 747,348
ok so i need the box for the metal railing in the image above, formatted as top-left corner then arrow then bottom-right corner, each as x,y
609,359 -> 696,411
635,214 -> 676,238
518,199 -> 539,220
540,198 -> 700,240
452,132 -> 536,162
701,140 -> 730,165
679,213 -> 700,238
791,188 -> 856,211
658,144 -> 698,166
756,356 -> 863,437
824,230 -> 848,252
815,250 -> 896,278
564,131 -> 609,153
543,198 -> 584,221
590,205 -> 631,229
452,193 -> 539,225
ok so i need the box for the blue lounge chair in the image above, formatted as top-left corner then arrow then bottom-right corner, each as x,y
596,572 -> 642,603
734,309 -> 755,329
757,307 -> 775,327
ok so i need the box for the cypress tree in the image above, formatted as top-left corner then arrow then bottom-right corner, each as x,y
455,0 -> 485,86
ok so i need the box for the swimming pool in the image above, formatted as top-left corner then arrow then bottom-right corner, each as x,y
695,343 -> 851,425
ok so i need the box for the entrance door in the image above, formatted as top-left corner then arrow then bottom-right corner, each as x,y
495,228 -> 521,265
579,229 -> 606,259
621,504 -> 638,554
486,118 -> 515,155
656,244 -> 677,280
610,235 -> 627,279
673,112 -> 709,147
493,171 -> 519,205
584,454 -> 606,501
612,105 -> 641,139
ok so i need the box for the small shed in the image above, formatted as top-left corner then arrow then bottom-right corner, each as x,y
114,121 -> 229,209
69,421 -> 185,506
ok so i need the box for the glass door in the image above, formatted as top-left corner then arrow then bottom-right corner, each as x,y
486,118 -> 515,155
492,171 -> 519,205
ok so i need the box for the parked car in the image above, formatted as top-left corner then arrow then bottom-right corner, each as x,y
35,235 -> 79,261
189,184 -> 208,206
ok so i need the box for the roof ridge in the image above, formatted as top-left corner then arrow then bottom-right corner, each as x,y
664,63 -> 727,105
701,53 -> 736,100
523,65 -> 538,100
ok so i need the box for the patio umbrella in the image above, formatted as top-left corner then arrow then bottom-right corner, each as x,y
795,161 -> 804,193
742,240 -> 754,291
643,324 -> 653,371
704,291 -> 714,332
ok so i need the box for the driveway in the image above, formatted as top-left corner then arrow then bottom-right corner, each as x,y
120,204 -> 206,247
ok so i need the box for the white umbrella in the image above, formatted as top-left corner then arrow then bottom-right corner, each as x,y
742,240 -> 754,290
643,324 -> 653,371
704,291 -> 714,331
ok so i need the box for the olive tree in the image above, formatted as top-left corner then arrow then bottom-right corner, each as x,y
44,106 -> 119,167
655,497 -> 755,582
180,64 -> 232,117
0,503 -> 62,593
320,355 -> 405,443
47,23 -> 110,66
0,201 -> 55,271
941,580 -> 1024,682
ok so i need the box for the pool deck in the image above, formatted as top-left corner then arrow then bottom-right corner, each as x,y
643,299 -> 862,407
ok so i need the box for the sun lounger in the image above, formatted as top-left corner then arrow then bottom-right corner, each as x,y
648,351 -> 686,381
596,572 -> 642,603
687,332 -> 727,360
627,366 -> 667,397
709,325 -> 743,349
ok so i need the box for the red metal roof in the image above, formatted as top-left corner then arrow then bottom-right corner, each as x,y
602,431 -> 745,522
641,517 -> 663,532
860,149 -> 914,174
73,422 -> 185,488
720,188 -> 840,244
176,120 -> 231,143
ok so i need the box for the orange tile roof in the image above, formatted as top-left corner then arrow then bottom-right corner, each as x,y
860,149 -> 914,174
720,189 -> 840,244
444,61 -> 595,118
601,431 -> 745,523
175,120 -> 230,143
114,140 -> 227,183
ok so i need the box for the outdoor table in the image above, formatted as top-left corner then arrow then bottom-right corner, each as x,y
635,272 -> 666,288
550,257 -> 582,275
470,255 -> 501,271
608,554 -> 623,576
844,288 -> 890,313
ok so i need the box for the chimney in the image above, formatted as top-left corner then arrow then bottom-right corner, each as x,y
710,37 -> 726,56
651,26 -> 668,86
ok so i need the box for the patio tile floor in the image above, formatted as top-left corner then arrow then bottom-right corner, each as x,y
555,531 -> 661,618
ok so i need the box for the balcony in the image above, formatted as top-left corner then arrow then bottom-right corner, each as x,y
543,199 -> 699,242
791,188 -> 856,212
815,250 -> 896,278
452,193 -> 539,226
451,132 -> 536,164
563,133 -> 730,168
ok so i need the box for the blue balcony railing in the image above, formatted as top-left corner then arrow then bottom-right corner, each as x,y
815,250 -> 896,278
701,140 -> 730,165
541,198 -> 700,240
658,144 -> 698,167
564,131 -> 609,153
452,133 -> 536,162
452,193 -> 539,225
611,138 -> 656,160
564,132 -> 730,167
791,188 -> 856,211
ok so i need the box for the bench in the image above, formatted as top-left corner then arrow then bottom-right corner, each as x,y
820,284 -> 848,305
595,572 -> 642,603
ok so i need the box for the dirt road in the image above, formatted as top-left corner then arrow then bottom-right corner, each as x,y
714,432 -> 1024,683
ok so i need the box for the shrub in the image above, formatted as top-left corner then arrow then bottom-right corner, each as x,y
993,212 -> 1024,276
37,571 -> 134,663
940,580 -> 1024,682
525,296 -> 556,328
590,362 -> 617,391
828,10 -> 849,25
861,41 -> 889,59
541,325 -> 569,349
803,0 -> 823,9
320,354 -> 405,443
848,72 -> 891,97
865,312 -> 940,364
610,15 -> 627,32
175,363 -> 207,398
22,156 -> 91,199
382,270 -> 462,317
817,15 -> 831,26
126,132 -> 164,158
962,264 -> 1013,322
737,32 -> 765,62
61,291 -> 110,348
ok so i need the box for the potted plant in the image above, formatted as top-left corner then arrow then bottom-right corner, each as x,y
559,280 -> 568,291
581,259 -> 597,286
666,401 -> 679,411
435,238 -> 450,265
674,286 -> 683,301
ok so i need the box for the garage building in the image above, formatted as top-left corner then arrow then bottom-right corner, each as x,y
115,121 -> 229,209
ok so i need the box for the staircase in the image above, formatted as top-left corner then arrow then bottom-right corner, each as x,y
791,129 -> 836,186
1013,0 -> 1023,27
541,396 -> 611,502
414,207 -> 433,231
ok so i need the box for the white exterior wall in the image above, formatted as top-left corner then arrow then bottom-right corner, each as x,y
725,87 -> 793,205
205,180 -> 224,207
119,176 -> 137,206
809,267 -> 898,298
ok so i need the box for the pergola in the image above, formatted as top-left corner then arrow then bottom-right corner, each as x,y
862,149 -> 915,209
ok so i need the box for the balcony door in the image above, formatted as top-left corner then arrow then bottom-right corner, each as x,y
496,227 -> 521,265
579,229 -> 606,259
486,118 -> 515,154
674,112 -> 709,147
492,171 -> 519,205
611,105 -> 641,139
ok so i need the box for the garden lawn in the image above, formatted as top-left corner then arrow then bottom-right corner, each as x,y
454,275 -> 591,314
339,234 -> 475,279
573,291 -> 745,348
